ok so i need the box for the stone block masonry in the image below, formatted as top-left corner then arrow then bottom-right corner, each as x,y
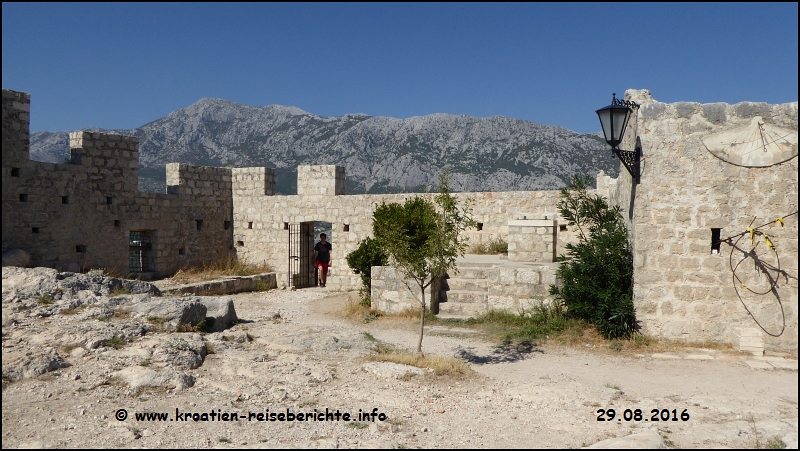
297,165 -> 345,196
607,89 -> 798,353
3,89 -> 234,277
507,219 -> 557,262
4,87 -> 797,354
231,186 -> 574,291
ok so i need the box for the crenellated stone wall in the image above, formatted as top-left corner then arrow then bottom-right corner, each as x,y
4,87 -> 797,353
230,187 -> 572,290
2,89 -> 234,278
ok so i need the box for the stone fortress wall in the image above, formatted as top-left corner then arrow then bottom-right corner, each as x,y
3,88 -> 572,284
231,165 -> 570,289
3,87 -> 797,353
2,90 -> 234,277
610,89 -> 798,353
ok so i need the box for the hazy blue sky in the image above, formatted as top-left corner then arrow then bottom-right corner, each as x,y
2,3 -> 797,134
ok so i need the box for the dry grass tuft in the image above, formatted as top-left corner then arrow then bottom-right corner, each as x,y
170,256 -> 272,284
341,296 -> 385,324
469,237 -> 509,254
58,343 -> 83,355
366,352 -> 473,378
60,305 -> 88,315
362,331 -> 473,378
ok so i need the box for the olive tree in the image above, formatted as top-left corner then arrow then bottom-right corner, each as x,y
372,174 -> 475,356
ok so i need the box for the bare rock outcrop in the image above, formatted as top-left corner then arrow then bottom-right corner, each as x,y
198,297 -> 238,332
1,345 -> 68,381
113,366 -> 195,390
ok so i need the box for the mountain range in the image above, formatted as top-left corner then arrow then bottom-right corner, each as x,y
29,98 -> 617,194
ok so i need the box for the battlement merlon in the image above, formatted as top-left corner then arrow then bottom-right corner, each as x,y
297,165 -> 345,196
68,131 -> 139,168
2,89 -> 32,167
232,167 -> 276,196
165,163 -> 233,196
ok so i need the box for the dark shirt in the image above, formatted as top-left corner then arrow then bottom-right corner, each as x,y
314,241 -> 332,263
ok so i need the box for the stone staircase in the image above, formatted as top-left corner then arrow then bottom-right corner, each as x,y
437,262 -> 492,319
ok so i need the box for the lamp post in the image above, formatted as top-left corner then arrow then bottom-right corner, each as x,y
596,93 -> 641,184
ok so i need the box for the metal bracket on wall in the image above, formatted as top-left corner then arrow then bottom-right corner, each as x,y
614,139 -> 641,184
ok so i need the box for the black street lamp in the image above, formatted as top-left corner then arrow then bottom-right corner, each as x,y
596,93 -> 641,183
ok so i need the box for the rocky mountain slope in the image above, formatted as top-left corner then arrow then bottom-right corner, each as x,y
29,99 -> 617,194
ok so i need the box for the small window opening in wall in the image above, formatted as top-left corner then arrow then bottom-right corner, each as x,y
196,220 -> 203,231
32,227 -> 40,234
106,196 -> 113,205
114,220 -> 121,227
11,168 -> 20,177
236,241 -> 244,247
19,194 -> 28,202
179,248 -> 186,255
129,231 -> 154,273
343,224 -> 350,232
224,221 -> 231,230
248,222 -> 253,229
61,196 -> 69,204
559,224 -> 568,232
283,222 -> 289,230
477,222 -> 483,231
76,245 -> 87,253
711,228 -> 722,254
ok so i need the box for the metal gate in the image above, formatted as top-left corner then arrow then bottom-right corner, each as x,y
288,222 -> 316,288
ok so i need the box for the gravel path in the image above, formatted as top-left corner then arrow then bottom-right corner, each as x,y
2,288 -> 797,449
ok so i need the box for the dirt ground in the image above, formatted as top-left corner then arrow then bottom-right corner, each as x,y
2,288 -> 797,449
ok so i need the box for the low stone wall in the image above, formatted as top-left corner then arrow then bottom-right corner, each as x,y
487,263 -> 559,312
372,263 -> 559,316
507,219 -> 557,262
371,266 -> 437,314
160,273 -> 276,296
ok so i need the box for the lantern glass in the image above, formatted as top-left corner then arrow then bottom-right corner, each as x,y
596,102 -> 633,148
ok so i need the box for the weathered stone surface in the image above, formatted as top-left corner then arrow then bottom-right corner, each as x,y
1,345 -> 68,381
585,430 -> 664,449
199,297 -> 238,332
362,362 -> 426,379
127,297 -> 207,331
151,335 -> 207,370
2,266 -> 58,303
160,273 -> 276,296
113,366 -> 195,390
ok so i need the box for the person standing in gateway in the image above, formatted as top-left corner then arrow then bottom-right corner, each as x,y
314,233 -> 332,287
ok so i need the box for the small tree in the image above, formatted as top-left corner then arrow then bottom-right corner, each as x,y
549,175 -> 635,339
372,173 -> 475,356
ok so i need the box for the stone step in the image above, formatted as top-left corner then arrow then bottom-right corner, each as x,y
454,261 -> 497,267
442,277 -> 488,292
439,290 -> 488,304
448,266 -> 492,279
437,301 -> 487,317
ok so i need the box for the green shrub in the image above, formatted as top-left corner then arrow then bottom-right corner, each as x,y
346,237 -> 388,293
102,335 -> 127,350
37,294 -> 54,305
549,175 -> 635,339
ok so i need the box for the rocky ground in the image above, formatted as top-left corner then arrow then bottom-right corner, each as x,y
2,267 -> 798,449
